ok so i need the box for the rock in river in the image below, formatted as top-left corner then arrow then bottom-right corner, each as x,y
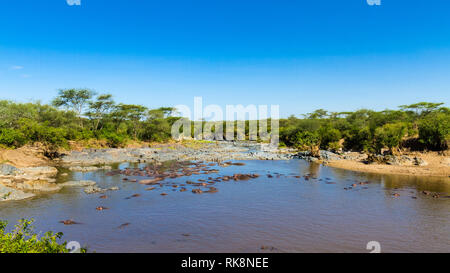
69,166 -> 112,172
21,166 -> 58,177
61,180 -> 97,187
0,184 -> 35,201
0,164 -> 23,176
16,180 -> 62,192
84,185 -> 119,194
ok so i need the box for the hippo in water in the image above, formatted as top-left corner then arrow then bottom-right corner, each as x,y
59,220 -> 81,225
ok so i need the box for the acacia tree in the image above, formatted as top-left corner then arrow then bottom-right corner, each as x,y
112,104 -> 148,139
52,89 -> 95,128
86,94 -> 115,132
306,109 -> 328,119
142,107 -> 176,141
399,102 -> 444,117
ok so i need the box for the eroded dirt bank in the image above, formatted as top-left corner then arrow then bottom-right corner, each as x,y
0,145 -> 51,167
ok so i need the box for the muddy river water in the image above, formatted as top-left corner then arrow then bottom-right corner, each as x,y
1,160 -> 449,253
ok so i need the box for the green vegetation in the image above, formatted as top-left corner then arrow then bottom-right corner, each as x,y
279,103 -> 449,154
0,89 -> 179,149
0,219 -> 81,253
0,89 -> 448,155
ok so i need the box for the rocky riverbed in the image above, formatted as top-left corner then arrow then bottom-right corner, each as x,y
58,141 -> 295,166
1,158 -> 448,253
0,142 -> 295,201
1,141 -> 448,201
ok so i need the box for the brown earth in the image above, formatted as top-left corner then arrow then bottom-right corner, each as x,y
327,152 -> 450,177
0,145 -> 50,168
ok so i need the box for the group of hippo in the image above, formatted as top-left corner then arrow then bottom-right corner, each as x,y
106,160 -> 261,195
59,160 -> 260,226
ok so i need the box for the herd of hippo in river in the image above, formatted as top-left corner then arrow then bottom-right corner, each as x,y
58,160 -> 449,227
59,160 -> 260,226
111,161 -> 260,194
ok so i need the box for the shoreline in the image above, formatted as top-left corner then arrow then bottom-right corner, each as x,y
1,142 -> 449,177
327,158 -> 450,178
1,142 -> 449,202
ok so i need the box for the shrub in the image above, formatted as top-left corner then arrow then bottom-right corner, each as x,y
293,131 -> 320,151
319,126 -> 341,149
0,129 -> 26,148
374,122 -> 407,154
0,219 -> 78,253
344,126 -> 372,152
99,130 -> 127,148
418,112 -> 450,150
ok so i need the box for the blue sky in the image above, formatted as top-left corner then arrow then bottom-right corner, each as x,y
0,0 -> 449,117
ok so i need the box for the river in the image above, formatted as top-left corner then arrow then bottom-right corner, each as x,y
0,159 -> 449,253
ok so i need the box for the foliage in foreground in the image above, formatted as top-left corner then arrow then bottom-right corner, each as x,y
0,219 -> 76,253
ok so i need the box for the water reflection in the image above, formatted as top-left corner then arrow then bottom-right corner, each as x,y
330,166 -> 450,193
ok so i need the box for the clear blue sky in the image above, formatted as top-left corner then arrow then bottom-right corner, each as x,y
0,0 -> 449,117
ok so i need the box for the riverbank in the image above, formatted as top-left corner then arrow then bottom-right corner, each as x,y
1,141 -> 449,176
0,141 -> 293,201
57,141 -> 294,167
0,145 -> 51,167
327,152 -> 450,177
1,141 -> 449,202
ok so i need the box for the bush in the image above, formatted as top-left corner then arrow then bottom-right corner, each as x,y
327,141 -> 342,152
0,129 -> 26,148
344,126 -> 372,152
0,219 -> 78,253
319,126 -> 341,149
17,119 -> 68,147
99,130 -> 127,148
293,131 -> 320,151
418,112 -> 450,150
373,122 -> 407,154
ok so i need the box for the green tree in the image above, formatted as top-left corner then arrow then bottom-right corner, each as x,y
318,125 -> 341,150
373,122 -> 407,154
52,89 -> 96,127
111,104 -> 148,139
418,112 -> 450,150
306,109 -> 328,119
86,94 -> 115,131
293,131 -> 321,156
142,107 -> 176,141
399,102 -> 444,117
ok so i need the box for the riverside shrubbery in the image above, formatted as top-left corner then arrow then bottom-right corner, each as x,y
0,219 -> 78,253
279,102 -> 449,154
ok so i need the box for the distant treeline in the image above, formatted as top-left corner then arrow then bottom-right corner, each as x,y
0,89 -> 179,148
279,102 -> 449,155
0,89 -> 448,154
